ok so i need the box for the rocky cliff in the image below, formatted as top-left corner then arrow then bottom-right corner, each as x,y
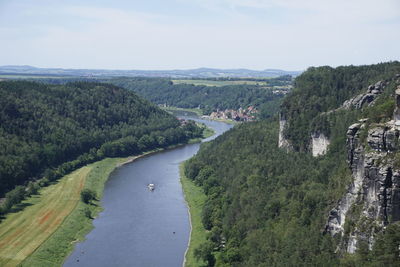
342,81 -> 385,110
278,112 -> 292,151
311,132 -> 330,157
280,81 -> 387,157
326,86 -> 400,253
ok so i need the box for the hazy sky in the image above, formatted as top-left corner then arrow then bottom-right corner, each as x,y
0,0 -> 399,70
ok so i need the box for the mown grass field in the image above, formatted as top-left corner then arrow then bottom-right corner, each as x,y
0,166 -> 91,266
0,131 -> 213,266
172,79 -> 269,87
20,158 -> 125,266
162,106 -> 203,116
0,157 -> 130,267
180,163 -> 207,267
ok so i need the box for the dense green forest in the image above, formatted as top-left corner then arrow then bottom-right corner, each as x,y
281,61 -> 400,151
185,62 -> 400,266
107,77 -> 286,116
0,81 -> 203,210
28,76 -> 289,119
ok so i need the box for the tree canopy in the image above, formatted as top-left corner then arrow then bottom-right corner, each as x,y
107,77 -> 287,116
184,61 -> 400,266
0,81 -> 202,197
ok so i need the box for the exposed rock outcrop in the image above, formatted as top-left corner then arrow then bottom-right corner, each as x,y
278,113 -> 292,151
326,122 -> 366,238
326,99 -> 400,253
342,81 -> 386,110
324,75 -> 400,254
393,87 -> 400,126
309,80 -> 387,157
311,132 -> 330,157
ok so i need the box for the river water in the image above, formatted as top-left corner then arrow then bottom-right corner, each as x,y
64,117 -> 232,267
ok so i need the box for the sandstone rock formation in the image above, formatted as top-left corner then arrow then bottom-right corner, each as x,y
278,112 -> 292,151
326,91 -> 400,253
342,81 -> 385,110
393,87 -> 400,126
311,132 -> 330,157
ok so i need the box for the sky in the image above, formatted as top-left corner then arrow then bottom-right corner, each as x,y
0,0 -> 399,70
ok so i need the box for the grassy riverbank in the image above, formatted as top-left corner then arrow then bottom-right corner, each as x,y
202,125 -> 215,138
188,123 -> 215,144
207,117 -> 238,125
180,163 -> 207,267
11,158 -> 125,267
0,165 -> 93,266
0,150 -> 179,266
0,125 -> 215,266
162,106 -> 203,116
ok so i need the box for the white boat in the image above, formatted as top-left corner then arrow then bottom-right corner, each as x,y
148,183 -> 155,191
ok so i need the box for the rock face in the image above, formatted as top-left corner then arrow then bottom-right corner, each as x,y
393,87 -> 400,126
326,120 -> 400,253
342,81 -> 385,110
278,113 -> 292,151
308,80 -> 386,157
311,132 -> 330,156
326,122 -> 366,239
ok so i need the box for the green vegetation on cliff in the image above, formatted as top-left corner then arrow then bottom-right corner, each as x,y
184,62 -> 400,266
185,120 -> 348,266
281,61 -> 400,151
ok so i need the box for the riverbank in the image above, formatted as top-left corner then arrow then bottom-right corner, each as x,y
162,106 -> 203,116
162,106 -> 239,125
204,117 -> 238,125
0,138 -> 211,266
24,138 -> 214,266
18,158 -> 124,266
0,122 -> 215,266
0,165 -> 94,267
180,163 -> 207,267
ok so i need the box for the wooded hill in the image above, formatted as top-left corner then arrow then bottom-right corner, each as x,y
281,62 -> 400,151
107,77 -> 287,117
184,61 -> 400,266
0,81 -> 202,203
19,76 -> 290,119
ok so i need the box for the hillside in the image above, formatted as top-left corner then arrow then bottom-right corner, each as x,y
0,75 -> 290,119
0,81 -> 202,204
184,62 -> 400,266
108,77 -> 288,117
280,62 -> 400,151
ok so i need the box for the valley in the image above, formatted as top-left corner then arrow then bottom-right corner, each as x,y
1,1 -> 399,266
1,61 -> 400,266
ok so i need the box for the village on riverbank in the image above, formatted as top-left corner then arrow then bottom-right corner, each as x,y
201,106 -> 258,122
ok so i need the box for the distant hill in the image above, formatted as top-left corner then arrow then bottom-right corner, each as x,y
0,65 -> 301,78
108,76 -> 289,117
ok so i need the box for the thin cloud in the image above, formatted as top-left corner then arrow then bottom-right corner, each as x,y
0,0 -> 398,70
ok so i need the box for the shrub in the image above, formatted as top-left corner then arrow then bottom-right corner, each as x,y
80,189 -> 97,204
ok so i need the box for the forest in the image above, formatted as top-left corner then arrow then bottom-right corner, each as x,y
184,62 -> 400,266
0,81 -> 203,213
107,77 -> 287,116
25,76 -> 289,119
281,61 -> 400,151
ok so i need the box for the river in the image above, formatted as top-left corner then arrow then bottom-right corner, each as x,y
64,117 -> 232,267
